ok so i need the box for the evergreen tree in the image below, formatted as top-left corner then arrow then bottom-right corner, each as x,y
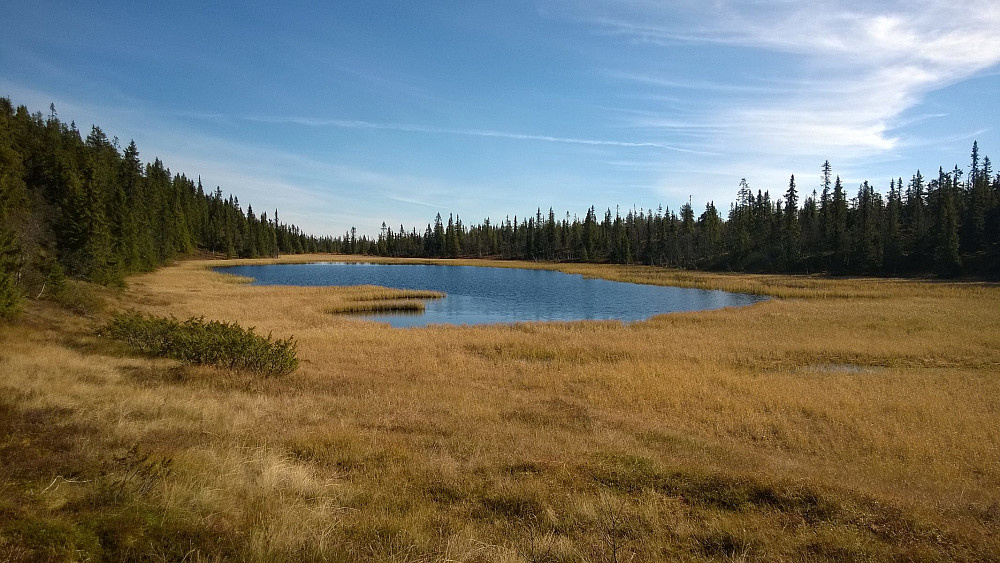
852,181 -> 882,272
432,213 -> 445,256
782,174 -> 800,267
831,176 -> 849,271
819,160 -> 833,253
933,168 -> 962,276
964,142 -> 990,251
0,111 -> 25,318
800,191 -> 820,269
883,179 -> 903,273
698,202 -> 723,264
446,213 -> 460,257
678,199 -> 695,267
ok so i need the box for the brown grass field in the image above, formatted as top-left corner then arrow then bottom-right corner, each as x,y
1,254 -> 999,561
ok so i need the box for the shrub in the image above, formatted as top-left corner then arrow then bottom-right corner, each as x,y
102,310 -> 298,376
51,279 -> 105,316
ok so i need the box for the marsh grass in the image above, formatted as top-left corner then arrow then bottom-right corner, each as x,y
323,286 -> 445,316
326,300 -> 428,315
2,254 -> 998,561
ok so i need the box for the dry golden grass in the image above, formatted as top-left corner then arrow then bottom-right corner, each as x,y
2,254 -> 999,561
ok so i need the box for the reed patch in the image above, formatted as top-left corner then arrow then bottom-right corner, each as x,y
320,286 -> 444,316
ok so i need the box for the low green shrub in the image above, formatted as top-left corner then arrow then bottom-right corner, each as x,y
102,310 -> 298,376
51,279 -> 105,316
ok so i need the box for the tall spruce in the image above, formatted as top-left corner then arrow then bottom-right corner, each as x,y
933,168 -> 962,276
782,174 -> 800,268
831,176 -> 849,271
0,104 -> 26,318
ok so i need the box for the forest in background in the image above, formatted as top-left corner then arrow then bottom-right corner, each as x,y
0,99 -> 336,318
344,153 -> 1000,279
2,97 -> 999,319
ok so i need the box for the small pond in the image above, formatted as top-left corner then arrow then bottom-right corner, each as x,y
215,262 -> 765,328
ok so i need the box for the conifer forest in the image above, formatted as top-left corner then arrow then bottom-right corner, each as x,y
345,157 -> 1000,279
2,98 -> 999,319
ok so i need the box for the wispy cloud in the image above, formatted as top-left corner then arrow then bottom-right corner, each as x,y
605,71 -> 789,95
559,0 -> 1000,161
242,115 -> 716,154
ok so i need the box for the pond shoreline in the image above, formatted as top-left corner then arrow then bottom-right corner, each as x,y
213,261 -> 766,327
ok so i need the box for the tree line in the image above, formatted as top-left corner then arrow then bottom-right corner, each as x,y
3,97 -> 999,319
339,145 -> 1000,279
0,98 -> 336,318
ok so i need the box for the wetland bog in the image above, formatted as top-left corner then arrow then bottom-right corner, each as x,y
2,254 -> 999,561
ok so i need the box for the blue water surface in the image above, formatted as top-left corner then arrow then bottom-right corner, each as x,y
215,262 -> 765,328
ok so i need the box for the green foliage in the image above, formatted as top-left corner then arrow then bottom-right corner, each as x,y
0,102 -> 25,320
3,97 -> 999,280
50,279 -> 104,316
0,97 -> 336,307
345,143 -> 1000,278
43,259 -> 67,297
102,309 -> 298,376
0,227 -> 20,320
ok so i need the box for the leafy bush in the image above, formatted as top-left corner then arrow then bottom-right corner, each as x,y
102,310 -> 298,376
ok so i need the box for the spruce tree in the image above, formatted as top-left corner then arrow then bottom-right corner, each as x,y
852,181 -> 882,272
0,110 -> 26,319
819,160 -> 833,253
934,168 -> 962,276
883,179 -> 903,273
831,176 -> 849,271
800,191 -> 819,267
783,174 -> 800,267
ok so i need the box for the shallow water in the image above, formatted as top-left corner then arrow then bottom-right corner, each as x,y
216,262 -> 765,328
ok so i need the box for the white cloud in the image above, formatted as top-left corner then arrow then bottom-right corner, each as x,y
563,0 -> 1000,161
243,115 -> 706,153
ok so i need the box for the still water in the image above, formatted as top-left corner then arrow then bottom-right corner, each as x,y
216,262 -> 765,328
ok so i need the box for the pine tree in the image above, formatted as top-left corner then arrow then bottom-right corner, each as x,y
831,176 -> 849,271
964,142 -> 990,251
800,191 -> 819,267
679,199 -> 695,267
819,160 -> 833,253
852,181 -> 883,272
698,202 -> 723,263
0,107 -> 26,319
933,168 -> 961,276
118,140 -> 148,269
446,213 -> 460,257
883,179 -> 903,273
783,174 -> 800,267
432,213 -> 445,257
728,178 -> 753,267
582,206 -> 596,261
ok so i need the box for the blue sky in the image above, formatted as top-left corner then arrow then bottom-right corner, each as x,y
3,1 -> 999,237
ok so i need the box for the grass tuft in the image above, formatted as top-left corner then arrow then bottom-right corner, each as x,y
326,300 -> 428,314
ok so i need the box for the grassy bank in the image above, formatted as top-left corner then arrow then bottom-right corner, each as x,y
2,254 -> 998,561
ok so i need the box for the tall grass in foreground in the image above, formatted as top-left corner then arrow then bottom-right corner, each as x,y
3,255 -> 998,561
102,310 -> 298,376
